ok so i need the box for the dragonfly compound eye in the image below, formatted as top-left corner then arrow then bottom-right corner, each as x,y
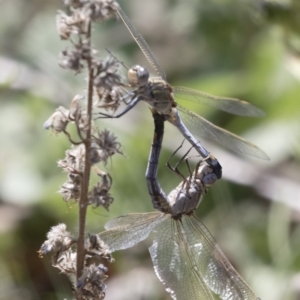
135,65 -> 149,85
128,66 -> 139,85
128,65 -> 149,86
202,173 -> 217,186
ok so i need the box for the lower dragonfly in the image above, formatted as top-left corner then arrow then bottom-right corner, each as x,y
98,6 -> 270,180
98,110 -> 261,300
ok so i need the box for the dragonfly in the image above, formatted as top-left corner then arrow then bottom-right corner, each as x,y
98,109 -> 261,300
99,6 -> 269,179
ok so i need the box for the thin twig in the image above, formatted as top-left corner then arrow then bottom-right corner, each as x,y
63,129 -> 83,145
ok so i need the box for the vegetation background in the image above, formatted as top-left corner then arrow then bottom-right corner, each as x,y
0,0 -> 300,299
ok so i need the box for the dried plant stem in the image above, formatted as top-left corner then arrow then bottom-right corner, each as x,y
77,20 -> 93,282
41,2 -> 122,298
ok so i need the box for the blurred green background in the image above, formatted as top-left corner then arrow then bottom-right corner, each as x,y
0,0 -> 300,299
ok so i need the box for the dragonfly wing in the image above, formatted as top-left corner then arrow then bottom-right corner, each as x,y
104,212 -> 162,229
174,87 -> 265,117
99,212 -> 165,252
149,217 -> 215,300
183,215 -> 260,300
177,105 -> 269,160
117,6 -> 166,80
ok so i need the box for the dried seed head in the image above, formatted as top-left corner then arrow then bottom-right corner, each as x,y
91,129 -> 122,165
59,144 -> 86,173
59,40 -> 92,72
83,0 -> 119,22
93,57 -> 122,90
93,56 -> 123,113
39,225 -> 77,275
54,248 -> 77,274
43,107 -> 70,133
85,234 -> 113,262
57,145 -> 86,201
38,224 -> 76,258
88,143 -> 102,164
59,48 -> 85,72
88,172 -> 113,210
76,263 -> 108,299
69,94 -> 84,121
56,10 -> 87,39
94,86 -> 123,112
59,179 -> 81,202
43,95 -> 85,135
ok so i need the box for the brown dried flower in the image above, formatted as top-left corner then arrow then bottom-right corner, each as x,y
76,263 -> 108,299
85,234 -> 113,262
94,86 -> 123,112
54,248 -> 77,274
56,10 -> 87,39
43,107 -> 70,133
93,57 -> 122,89
59,178 -> 81,202
88,171 -> 113,210
38,224 -> 76,260
58,145 -> 86,201
91,129 -> 122,165
59,144 -> 86,173
59,48 -> 85,72
83,0 -> 119,22
69,94 -> 84,121
43,95 -> 85,136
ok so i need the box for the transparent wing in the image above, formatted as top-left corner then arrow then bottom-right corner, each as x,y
174,87 -> 265,117
149,215 -> 260,300
185,215 -> 260,300
149,217 -> 215,300
177,105 -> 269,160
117,6 -> 166,80
98,212 -> 166,252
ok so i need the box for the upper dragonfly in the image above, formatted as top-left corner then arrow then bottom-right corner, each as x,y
98,110 -> 261,300
99,6 -> 269,179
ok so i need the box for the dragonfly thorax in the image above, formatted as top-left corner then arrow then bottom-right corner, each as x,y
141,79 -> 176,114
167,180 -> 204,217
128,65 -> 149,86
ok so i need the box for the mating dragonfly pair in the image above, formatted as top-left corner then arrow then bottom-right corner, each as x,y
98,5 -> 265,300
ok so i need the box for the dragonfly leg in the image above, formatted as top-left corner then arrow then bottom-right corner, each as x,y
96,96 -> 140,119
166,140 -> 194,183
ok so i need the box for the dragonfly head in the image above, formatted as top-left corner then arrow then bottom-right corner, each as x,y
128,65 -> 149,86
195,164 -> 218,187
